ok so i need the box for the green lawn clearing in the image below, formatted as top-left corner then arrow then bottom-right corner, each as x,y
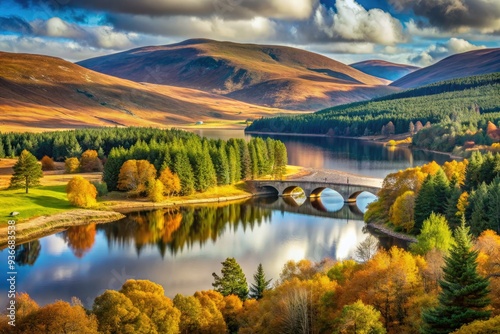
0,185 -> 73,225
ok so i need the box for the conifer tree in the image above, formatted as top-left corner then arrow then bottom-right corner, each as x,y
239,141 -> 252,180
413,175 -> 435,233
273,141 -> 288,180
103,147 -> 128,191
249,263 -> 272,300
173,151 -> 195,195
433,168 -> 450,214
211,145 -> 230,185
212,258 -> 249,301
9,150 -> 43,193
421,220 -> 491,334
0,140 -> 5,158
464,151 -> 484,192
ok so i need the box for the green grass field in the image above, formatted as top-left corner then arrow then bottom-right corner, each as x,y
0,185 -> 72,225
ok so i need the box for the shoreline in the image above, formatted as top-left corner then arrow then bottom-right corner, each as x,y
246,130 -> 464,159
105,193 -> 256,214
0,210 -> 125,248
366,222 -> 417,243
245,130 -> 387,141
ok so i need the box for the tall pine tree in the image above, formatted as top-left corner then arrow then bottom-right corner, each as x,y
249,263 -> 272,300
212,257 -> 249,301
421,219 -> 491,334
9,150 -> 43,194
413,175 -> 435,234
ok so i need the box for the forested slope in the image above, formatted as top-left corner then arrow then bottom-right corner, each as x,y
246,73 -> 500,137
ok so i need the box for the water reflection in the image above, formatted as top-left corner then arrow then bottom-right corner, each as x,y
0,198 -> 374,306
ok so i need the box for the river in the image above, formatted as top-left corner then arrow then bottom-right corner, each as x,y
0,131 -> 452,306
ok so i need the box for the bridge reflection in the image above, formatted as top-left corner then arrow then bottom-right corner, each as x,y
250,195 -> 368,220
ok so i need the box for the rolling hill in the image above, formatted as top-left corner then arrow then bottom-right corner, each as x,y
0,51 -> 293,132
350,60 -> 420,81
77,39 -> 396,110
391,48 -> 500,88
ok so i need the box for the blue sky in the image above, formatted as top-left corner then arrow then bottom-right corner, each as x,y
0,0 -> 499,65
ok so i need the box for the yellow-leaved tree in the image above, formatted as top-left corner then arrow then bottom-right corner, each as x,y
117,160 -> 157,196
390,190 -> 415,232
158,166 -> 181,196
66,176 -> 97,208
148,179 -> 164,203
65,157 -> 80,174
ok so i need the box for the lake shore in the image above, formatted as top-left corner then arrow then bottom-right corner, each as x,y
366,222 -> 417,243
246,130 -> 466,160
0,210 -> 125,248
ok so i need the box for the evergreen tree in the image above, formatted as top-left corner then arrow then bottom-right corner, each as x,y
433,168 -> 450,214
212,257 -> 249,301
467,183 -> 490,236
103,147 -> 128,191
9,149 -> 43,193
444,187 -> 463,230
273,141 -> 288,180
227,145 -> 238,184
487,177 -> 500,234
464,151 -> 484,192
413,175 -> 435,234
0,140 -> 5,158
249,263 -> 272,300
211,145 -> 230,185
173,151 -> 195,195
248,142 -> 258,179
421,220 -> 491,334
190,145 -> 216,192
239,141 -> 252,180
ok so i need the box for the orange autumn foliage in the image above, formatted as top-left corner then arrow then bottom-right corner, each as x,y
40,155 -> 55,171
117,159 -> 157,196
64,224 -> 97,258
475,230 -> 500,315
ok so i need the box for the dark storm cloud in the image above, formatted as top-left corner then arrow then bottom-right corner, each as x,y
11,0 -> 317,20
389,0 -> 500,31
0,16 -> 33,34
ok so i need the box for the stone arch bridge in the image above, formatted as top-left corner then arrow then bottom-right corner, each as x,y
247,180 -> 381,203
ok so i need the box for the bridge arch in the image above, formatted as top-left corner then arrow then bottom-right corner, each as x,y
282,185 -> 306,197
347,190 -> 378,203
310,187 -> 344,200
257,185 -> 279,196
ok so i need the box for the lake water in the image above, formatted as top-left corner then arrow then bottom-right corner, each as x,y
0,131 -> 452,306
190,129 -> 452,178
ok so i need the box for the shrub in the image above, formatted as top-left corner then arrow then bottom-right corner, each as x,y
65,157 -> 80,174
40,155 -> 55,171
91,181 -> 108,197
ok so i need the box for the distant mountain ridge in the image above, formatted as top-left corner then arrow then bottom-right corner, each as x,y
350,60 -> 420,81
391,48 -> 500,88
77,39 -> 396,110
0,51 -> 292,132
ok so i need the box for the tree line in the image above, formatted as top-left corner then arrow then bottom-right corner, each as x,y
102,134 -> 287,196
3,127 -> 288,198
246,73 -> 500,139
365,151 -> 500,237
